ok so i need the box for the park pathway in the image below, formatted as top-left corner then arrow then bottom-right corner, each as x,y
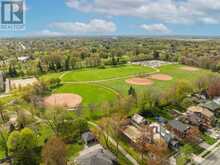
88,121 -> 140,165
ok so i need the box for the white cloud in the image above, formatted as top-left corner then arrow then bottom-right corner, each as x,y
200,17 -> 219,24
32,30 -> 65,37
50,19 -> 117,33
141,24 -> 170,33
66,0 -> 220,24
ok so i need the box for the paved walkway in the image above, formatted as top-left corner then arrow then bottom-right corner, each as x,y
88,121 -> 139,165
200,140 -> 220,158
202,147 -> 220,165
192,140 -> 220,164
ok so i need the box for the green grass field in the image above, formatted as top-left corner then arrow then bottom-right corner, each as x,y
99,64 -> 213,95
41,64 -> 213,108
55,83 -> 117,105
61,65 -> 155,82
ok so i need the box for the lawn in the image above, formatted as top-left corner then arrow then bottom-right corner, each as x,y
55,84 -> 117,105
202,133 -> 217,145
61,65 -> 155,82
100,64 -> 213,95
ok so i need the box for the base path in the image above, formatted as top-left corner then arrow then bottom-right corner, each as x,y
149,74 -> 173,81
181,66 -> 199,71
126,78 -> 154,86
88,121 -> 139,165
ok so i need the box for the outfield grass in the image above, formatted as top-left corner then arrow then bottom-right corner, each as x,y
61,65 -> 155,82
100,64 -> 213,95
42,64 -> 213,112
55,84 -> 117,105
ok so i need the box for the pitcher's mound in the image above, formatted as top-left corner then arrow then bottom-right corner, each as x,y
149,74 -> 172,81
43,93 -> 82,109
181,66 -> 199,71
126,78 -> 154,86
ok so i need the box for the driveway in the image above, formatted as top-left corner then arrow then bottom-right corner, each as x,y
202,147 -> 220,165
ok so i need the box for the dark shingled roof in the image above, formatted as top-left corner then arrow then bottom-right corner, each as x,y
76,147 -> 117,165
168,120 -> 190,133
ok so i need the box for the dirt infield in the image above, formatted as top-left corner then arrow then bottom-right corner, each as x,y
126,78 -> 154,86
43,93 -> 82,109
149,74 -> 173,81
181,66 -> 199,71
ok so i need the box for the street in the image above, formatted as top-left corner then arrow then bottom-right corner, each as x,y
202,147 -> 220,165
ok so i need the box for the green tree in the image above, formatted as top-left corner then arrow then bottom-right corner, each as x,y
7,128 -> 39,165
0,127 -> 9,158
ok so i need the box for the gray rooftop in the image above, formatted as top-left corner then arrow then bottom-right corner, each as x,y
168,120 -> 190,133
75,145 -> 117,165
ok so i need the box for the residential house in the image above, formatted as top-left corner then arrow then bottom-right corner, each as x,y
167,120 -> 190,139
187,106 -> 215,129
131,114 -> 147,126
150,123 -> 179,150
121,125 -> 142,144
75,144 -> 118,165
200,101 -> 220,116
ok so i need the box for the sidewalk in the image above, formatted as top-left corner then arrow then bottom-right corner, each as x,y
192,140 -> 220,164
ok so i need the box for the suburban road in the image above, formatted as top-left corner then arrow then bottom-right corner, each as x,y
202,147 -> 220,165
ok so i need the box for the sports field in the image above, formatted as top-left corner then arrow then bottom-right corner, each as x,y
100,64 -> 213,95
42,64 -> 213,107
61,65 -> 155,82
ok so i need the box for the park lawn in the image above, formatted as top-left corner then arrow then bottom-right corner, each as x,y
100,64 -> 213,95
61,65 -> 155,82
155,64 -> 213,89
55,84 -> 117,106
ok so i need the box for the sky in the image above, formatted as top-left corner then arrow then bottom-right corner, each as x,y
1,0 -> 220,37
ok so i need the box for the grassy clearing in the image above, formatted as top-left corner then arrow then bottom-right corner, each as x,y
61,65 -> 155,82
55,84 -> 117,105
